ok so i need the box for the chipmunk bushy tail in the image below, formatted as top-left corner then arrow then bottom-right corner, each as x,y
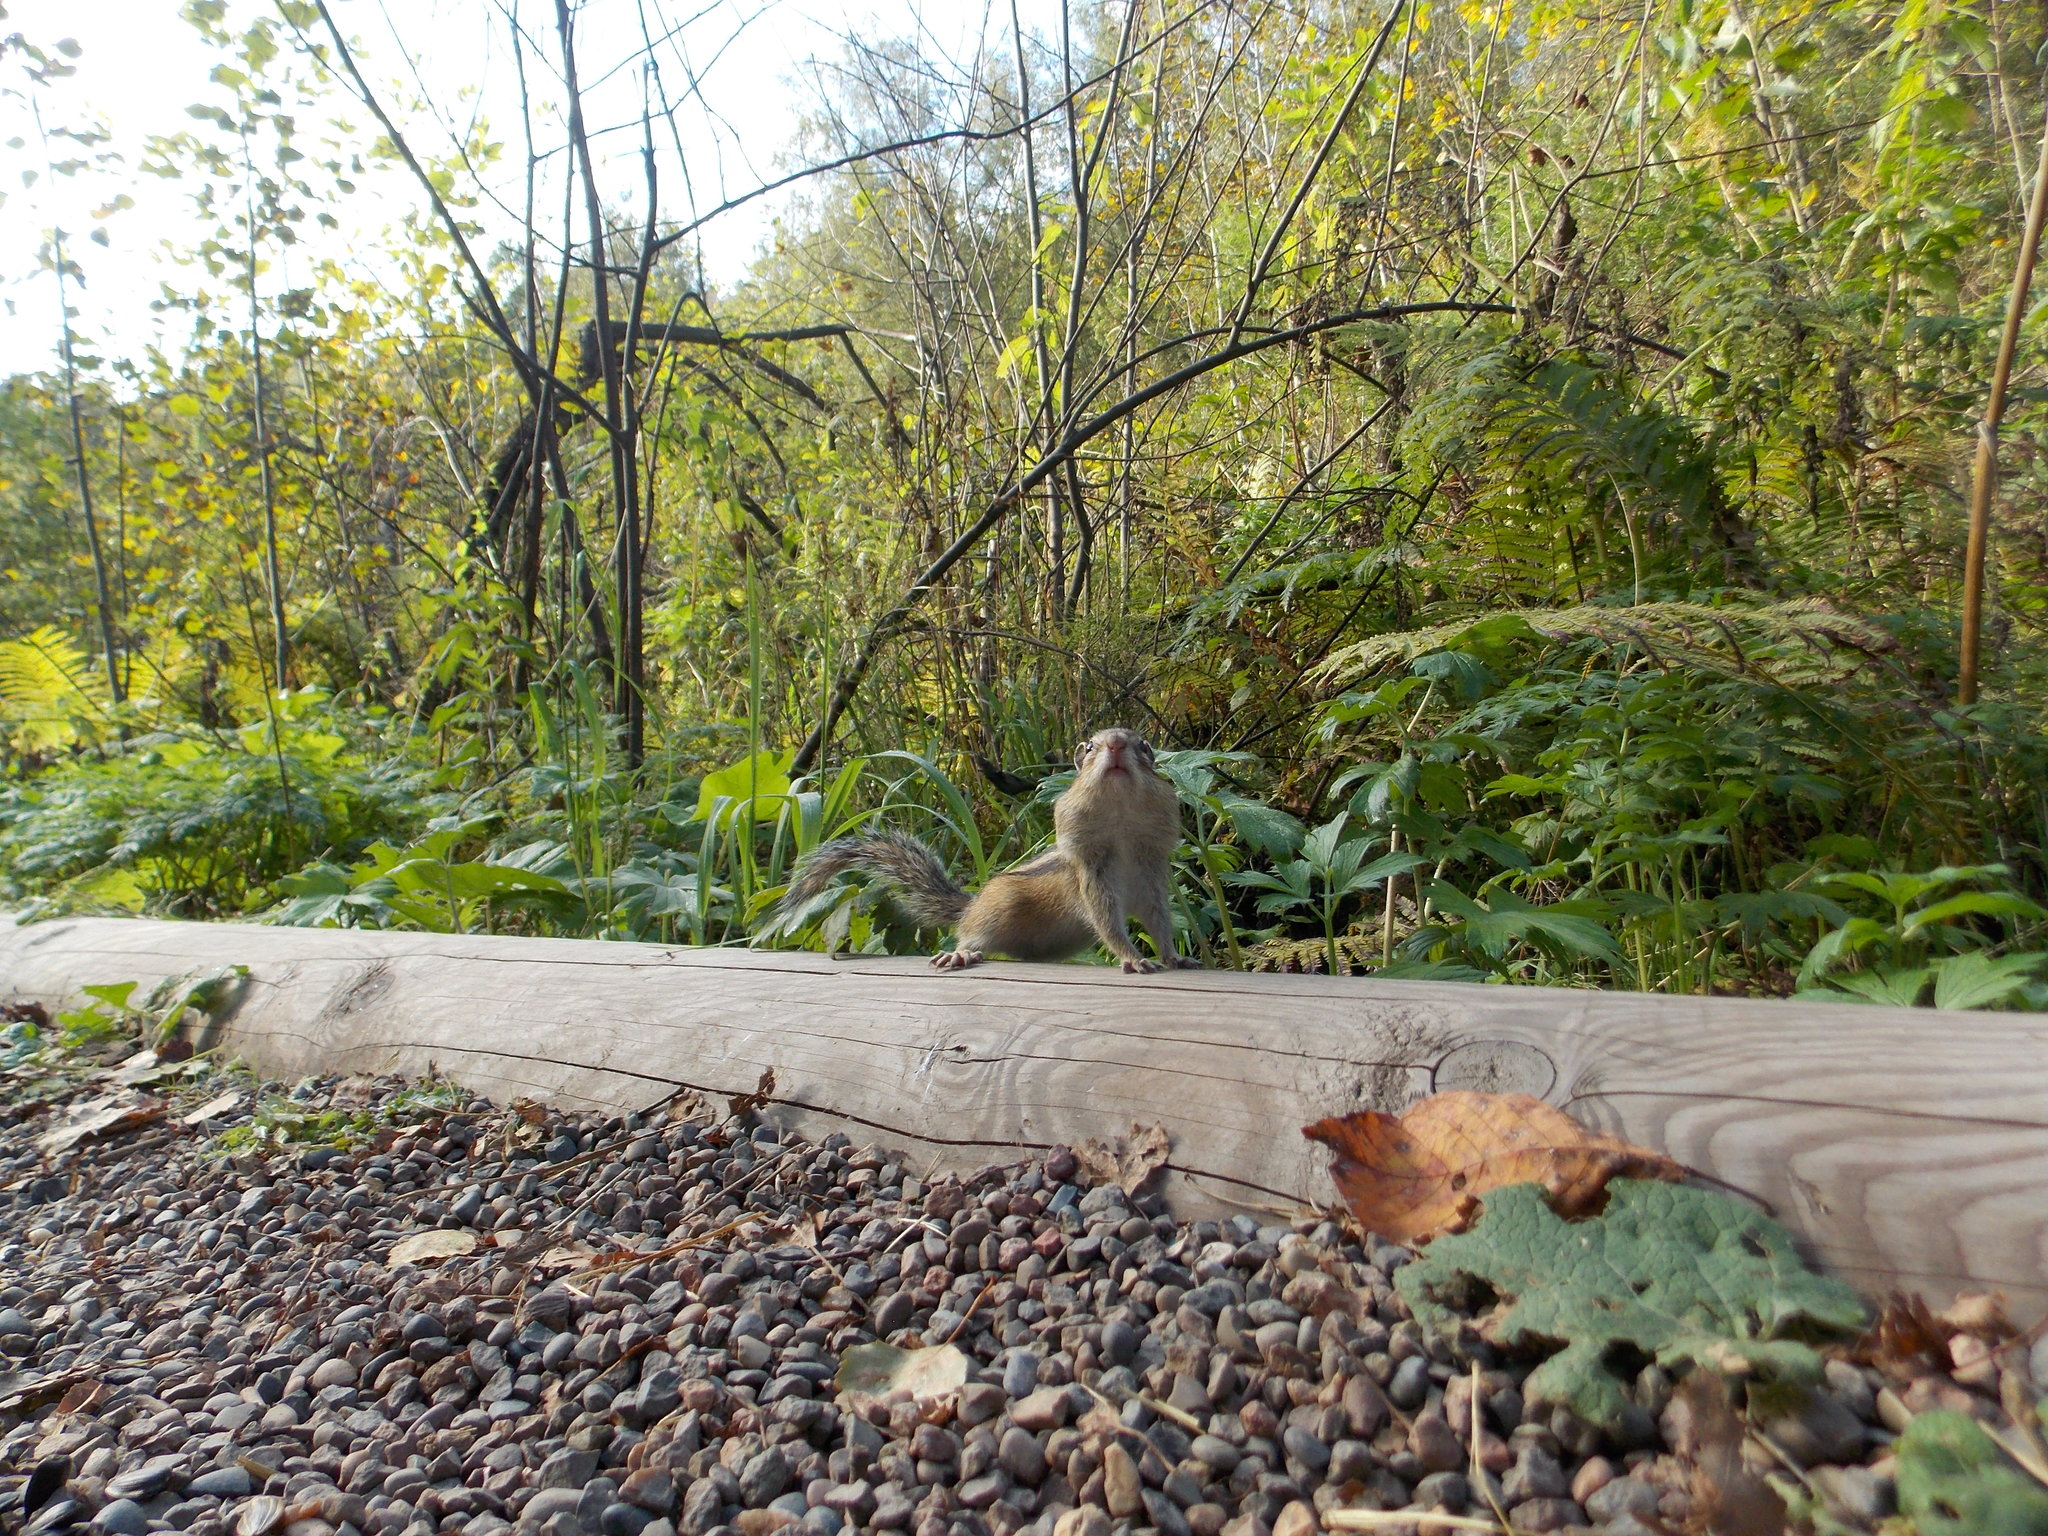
779,830 -> 971,927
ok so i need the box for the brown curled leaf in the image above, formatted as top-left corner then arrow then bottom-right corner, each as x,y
1074,1121 -> 1172,1195
1303,1090 -> 1684,1246
726,1067 -> 776,1119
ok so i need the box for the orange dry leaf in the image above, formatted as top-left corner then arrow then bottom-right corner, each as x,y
1302,1090 -> 1685,1246
1856,1290 -> 1950,1377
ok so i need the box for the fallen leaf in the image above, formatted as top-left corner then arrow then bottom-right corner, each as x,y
56,1379 -> 103,1417
236,1494 -> 286,1536
1396,1179 -> 1866,1433
388,1230 -> 478,1265
0,1367 -> 93,1415
110,1050 -> 180,1086
535,1239 -> 607,1272
1676,1373 -> 1786,1536
727,1068 -> 776,1119
1303,1090 -> 1684,1245
36,1092 -> 163,1158
1074,1122 -> 1172,1194
1858,1291 -> 1951,1377
835,1341 -> 969,1403
1937,1291 -> 2018,1340
180,1090 -> 244,1126
1895,1409 -> 2048,1534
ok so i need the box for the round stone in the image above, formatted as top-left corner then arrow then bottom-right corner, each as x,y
95,1500 -> 152,1536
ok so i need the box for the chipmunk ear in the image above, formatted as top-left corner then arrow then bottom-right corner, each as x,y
1072,738 -> 1093,767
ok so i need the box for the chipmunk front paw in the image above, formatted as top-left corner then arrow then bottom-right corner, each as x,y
1122,957 -> 1165,974
1170,955 -> 1203,969
931,949 -> 984,971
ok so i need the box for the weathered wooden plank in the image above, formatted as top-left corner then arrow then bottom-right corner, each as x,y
3,915 -> 2043,1319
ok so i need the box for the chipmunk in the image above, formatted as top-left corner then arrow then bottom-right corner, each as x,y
778,727 -> 1199,973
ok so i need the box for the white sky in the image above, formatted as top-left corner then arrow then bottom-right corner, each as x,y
0,0 -> 1031,373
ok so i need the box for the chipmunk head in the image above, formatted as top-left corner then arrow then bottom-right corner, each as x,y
1073,727 -> 1160,781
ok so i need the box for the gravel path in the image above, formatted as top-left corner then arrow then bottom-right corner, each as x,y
0,1040 -> 2033,1536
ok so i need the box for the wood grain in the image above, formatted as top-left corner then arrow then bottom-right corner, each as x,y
3,915 -> 2043,1319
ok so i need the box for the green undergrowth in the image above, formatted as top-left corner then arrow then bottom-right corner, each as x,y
4,645 -> 2048,1009
213,1075 -> 469,1158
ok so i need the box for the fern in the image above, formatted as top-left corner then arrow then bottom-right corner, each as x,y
1405,348 -> 1754,587
1179,544 -> 1417,632
0,626 -> 114,753
1314,598 -> 1892,690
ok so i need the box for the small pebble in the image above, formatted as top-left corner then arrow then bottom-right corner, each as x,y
1762,1392 -> 1869,1467
1387,1355 -> 1431,1408
1412,1471 -> 1468,1512
93,1501 -> 152,1536
1584,1476 -> 1660,1523
1507,1498 -> 1585,1533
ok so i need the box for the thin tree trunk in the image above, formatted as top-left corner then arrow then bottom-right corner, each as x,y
1959,94 -> 2048,706
1010,0 -> 1059,618
50,225 -> 123,704
557,0 -> 643,760
1055,0 -> 1138,616
245,138 -> 288,688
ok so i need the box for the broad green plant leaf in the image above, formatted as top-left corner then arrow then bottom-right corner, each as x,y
149,965 -> 247,1041
1907,890 -> 2048,937
1893,1410 -> 2048,1535
1807,967 -> 1933,1007
1215,792 -> 1306,859
1794,916 -> 1893,989
1419,883 -> 1624,964
1396,1180 -> 1865,1433
695,749 -> 794,825
1930,951 -> 2048,1012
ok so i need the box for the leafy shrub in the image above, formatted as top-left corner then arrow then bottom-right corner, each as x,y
1794,865 -> 2048,1009
0,694 -> 437,916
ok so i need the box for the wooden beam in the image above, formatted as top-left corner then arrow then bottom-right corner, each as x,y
4,916 -> 2043,1320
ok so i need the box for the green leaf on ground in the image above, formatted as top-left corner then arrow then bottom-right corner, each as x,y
1394,1179 -> 1866,1433
1894,1410 -> 2048,1535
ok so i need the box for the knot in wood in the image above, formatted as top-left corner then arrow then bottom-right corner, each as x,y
1430,1038 -> 1557,1099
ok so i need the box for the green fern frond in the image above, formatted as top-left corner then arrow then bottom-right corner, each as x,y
0,625 -> 114,752
1407,349 -> 1748,565
1313,598 -> 1893,690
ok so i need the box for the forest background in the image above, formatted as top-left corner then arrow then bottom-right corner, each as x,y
4,0 -> 2048,1009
